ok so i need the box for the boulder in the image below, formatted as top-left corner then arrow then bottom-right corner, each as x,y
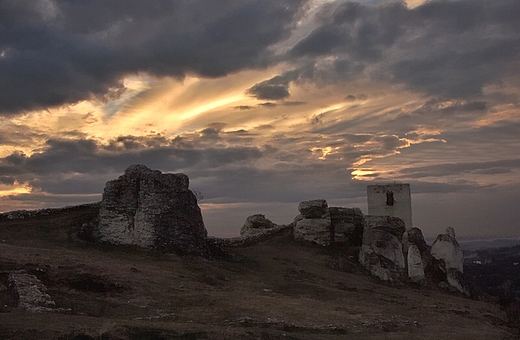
298,199 -> 328,218
240,214 -> 277,236
358,215 -> 406,282
8,270 -> 57,312
407,227 -> 430,254
431,227 -> 464,292
293,199 -> 332,246
364,215 -> 406,239
82,164 -> 208,255
404,227 -> 431,283
294,216 -> 331,246
292,202 -> 365,246
329,207 -> 364,246
407,244 -> 425,283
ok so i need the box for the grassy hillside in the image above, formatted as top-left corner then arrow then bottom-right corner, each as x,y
0,207 -> 513,339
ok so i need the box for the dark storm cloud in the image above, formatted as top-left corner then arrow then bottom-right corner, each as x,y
344,94 -> 368,102
280,0 -> 520,98
376,99 -> 491,135
247,80 -> 290,100
0,131 -> 265,195
407,181 -> 483,194
398,158 -> 520,179
309,97 -> 492,138
291,1 -> 407,60
284,101 -> 307,106
0,0 -> 307,114
373,135 -> 408,151
0,176 -> 15,185
246,71 -> 300,100
105,135 -> 172,152
413,99 -> 488,116
453,121 -> 520,143
0,120 -> 415,203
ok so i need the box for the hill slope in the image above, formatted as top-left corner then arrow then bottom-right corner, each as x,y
0,207 -> 511,339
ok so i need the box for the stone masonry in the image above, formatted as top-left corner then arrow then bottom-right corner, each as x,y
367,184 -> 413,229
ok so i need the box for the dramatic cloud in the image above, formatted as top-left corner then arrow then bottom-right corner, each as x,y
247,77 -> 291,100
398,159 -> 520,179
0,0 -> 519,238
0,0 -> 307,114
253,0 -> 520,99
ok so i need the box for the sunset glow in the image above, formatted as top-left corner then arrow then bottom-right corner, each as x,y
1,0 -> 519,237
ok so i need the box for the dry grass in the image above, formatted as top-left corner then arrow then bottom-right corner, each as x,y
0,209 -> 513,339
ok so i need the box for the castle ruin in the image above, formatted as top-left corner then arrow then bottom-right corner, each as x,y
367,183 -> 413,229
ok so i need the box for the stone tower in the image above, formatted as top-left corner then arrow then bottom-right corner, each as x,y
367,183 -> 412,229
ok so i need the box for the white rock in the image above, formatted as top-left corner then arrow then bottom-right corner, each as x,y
298,199 -> 328,218
8,270 -> 56,312
431,227 -> 464,292
294,217 -> 331,246
431,227 -> 463,273
407,244 -> 425,283
358,215 -> 407,282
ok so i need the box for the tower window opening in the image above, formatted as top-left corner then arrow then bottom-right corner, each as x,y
386,192 -> 394,206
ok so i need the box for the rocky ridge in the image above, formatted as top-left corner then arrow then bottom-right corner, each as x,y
0,168 -> 509,339
231,198 -> 463,291
3,166 -> 465,292
0,203 -> 100,221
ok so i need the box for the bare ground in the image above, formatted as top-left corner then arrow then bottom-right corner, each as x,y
0,209 -> 513,339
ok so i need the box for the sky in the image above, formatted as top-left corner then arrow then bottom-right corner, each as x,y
1,0 -> 519,238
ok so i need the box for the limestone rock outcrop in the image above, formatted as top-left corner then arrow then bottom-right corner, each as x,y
358,216 -> 406,282
329,207 -> 364,246
81,164 -> 208,255
293,199 -> 331,246
431,227 -> 464,292
407,244 -> 425,283
298,199 -> 328,218
8,270 -> 57,312
404,227 -> 431,284
240,214 -> 277,236
292,200 -> 364,246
